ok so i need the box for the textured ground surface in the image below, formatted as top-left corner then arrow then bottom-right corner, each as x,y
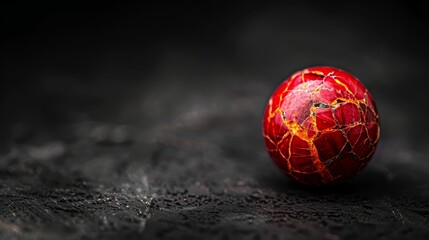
1,2 -> 429,240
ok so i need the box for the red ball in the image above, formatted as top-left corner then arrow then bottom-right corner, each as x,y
262,66 -> 380,185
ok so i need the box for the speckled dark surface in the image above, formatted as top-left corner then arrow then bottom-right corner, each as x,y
1,2 -> 429,240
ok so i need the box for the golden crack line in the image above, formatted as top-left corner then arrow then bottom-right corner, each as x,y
362,124 -> 373,145
311,70 -> 324,76
340,128 -> 360,162
309,70 -> 326,94
364,146 -> 377,159
276,132 -> 291,148
338,134 -> 351,153
334,78 -> 355,97
267,107 -> 293,172
309,140 -> 334,182
309,104 -> 319,134
362,138 -> 371,149
278,144 -> 292,173
287,134 -> 293,171
268,107 -> 281,120
311,85 -> 322,94
327,99 -> 358,166
349,124 -> 364,149
284,77 -> 293,92
280,109 -> 333,182
315,121 -> 379,135
363,122 -> 380,145
264,134 -> 277,148
329,98 -> 377,126
307,81 -> 335,182
301,70 -> 310,93
330,97 -> 357,107
309,77 -> 334,181
279,78 -> 294,104
367,104 -> 379,121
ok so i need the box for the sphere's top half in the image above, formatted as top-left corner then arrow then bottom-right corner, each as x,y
262,66 -> 380,185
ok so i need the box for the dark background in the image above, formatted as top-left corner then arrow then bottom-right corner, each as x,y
1,1 -> 429,239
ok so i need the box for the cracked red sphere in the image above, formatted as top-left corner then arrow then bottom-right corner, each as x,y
263,66 -> 380,185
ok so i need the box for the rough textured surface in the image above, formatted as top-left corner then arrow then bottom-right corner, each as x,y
1,2 -> 429,240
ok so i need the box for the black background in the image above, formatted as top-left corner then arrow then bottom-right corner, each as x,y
1,1 -> 429,239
